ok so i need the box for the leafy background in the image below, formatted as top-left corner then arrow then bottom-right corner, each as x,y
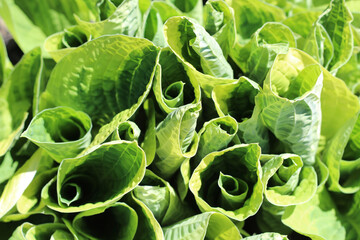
0,0 -> 360,239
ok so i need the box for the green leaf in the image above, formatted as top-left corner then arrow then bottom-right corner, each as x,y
133,170 -> 190,226
212,76 -> 260,123
0,35 -> 12,86
44,0 -> 143,62
0,152 -> 18,185
226,0 -> 286,43
243,232 -> 288,240
165,0 -> 203,24
282,187 -> 347,240
72,202 -> 138,240
140,99 -> 157,166
177,115 -> 239,201
152,103 -> 200,179
0,47 -> 42,156
323,114 -> 360,193
189,144 -> 263,221
153,48 -> 201,113
151,1 -> 183,23
21,106 -> 92,162
0,0 -> 47,53
164,16 -> 233,79
97,0 -> 117,20
282,11 -> 321,49
283,48 -> 359,139
203,0 -> 236,58
0,149 -> 53,219
143,4 -> 166,47
195,116 -> 239,165
318,0 -> 354,72
111,121 -> 140,141
259,50 -> 323,165
16,168 -> 57,215
125,192 -> 164,240
163,212 -> 241,240
260,154 -> 317,206
11,222 -> 74,240
9,222 -> 33,240
40,34 -> 159,131
42,141 -> 146,213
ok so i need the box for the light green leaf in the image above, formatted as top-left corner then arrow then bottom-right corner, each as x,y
165,0 -> 203,24
259,50 -> 323,165
0,152 -> 18,185
42,141 -> 146,213
9,222 -> 33,240
111,121 -> 140,141
143,4 -> 166,47
189,144 -> 263,221
212,76 -> 260,123
0,149 -> 53,219
177,116 -> 239,201
319,0 -> 354,72
40,35 -> 159,147
152,103 -> 200,179
16,168 -> 57,215
164,16 -> 233,79
203,0 -> 236,58
226,0 -> 286,43
195,116 -> 239,164
125,192 -> 164,240
44,0 -> 143,62
261,154 -> 317,206
323,114 -> 360,193
25,223 -> 73,240
140,99 -> 157,166
282,187 -> 347,240
0,0 -> 47,53
0,47 -> 42,156
151,1 -> 183,23
153,48 -> 201,113
133,170 -> 190,226
163,212 -> 241,240
21,107 -> 92,163
0,35 -> 12,86
282,11 -> 321,49
283,48 -> 359,139
243,232 -> 288,240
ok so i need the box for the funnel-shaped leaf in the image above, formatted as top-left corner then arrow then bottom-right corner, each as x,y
259,49 -> 324,165
42,141 -> 146,213
189,144 -> 263,221
261,154 -> 317,207
111,121 -> 140,141
45,0 -> 143,62
21,106 -> 92,162
153,48 -> 201,113
10,222 -> 74,240
177,116 -> 238,200
72,202 -> 138,240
